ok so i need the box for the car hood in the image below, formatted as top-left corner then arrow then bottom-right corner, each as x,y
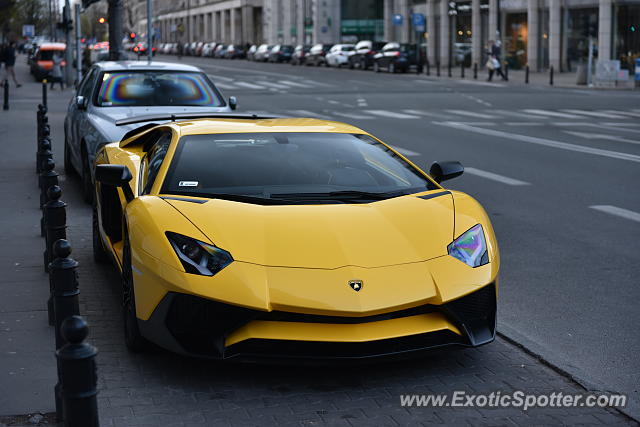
164,192 -> 454,269
88,105 -> 232,143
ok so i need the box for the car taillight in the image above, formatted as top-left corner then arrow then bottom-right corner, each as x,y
394,51 -> 401,57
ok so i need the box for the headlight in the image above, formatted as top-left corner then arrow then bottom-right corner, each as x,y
447,224 -> 489,268
166,232 -> 233,276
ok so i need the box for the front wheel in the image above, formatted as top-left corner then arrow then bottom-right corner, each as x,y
122,231 -> 149,352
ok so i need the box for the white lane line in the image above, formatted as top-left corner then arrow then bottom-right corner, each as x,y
278,80 -> 311,88
493,110 -> 543,119
402,109 -> 453,120
214,82 -> 238,90
299,79 -> 332,87
434,121 -> 640,163
446,110 -> 497,119
255,81 -> 290,89
590,205 -> 640,223
233,81 -> 265,89
327,100 -> 340,105
557,122 -> 640,134
336,112 -> 374,120
523,109 -> 582,119
390,146 -> 421,157
563,131 -> 640,145
560,109 -> 626,119
603,110 -> 640,118
464,167 -> 531,186
287,110 -> 333,120
208,74 -> 235,82
364,110 -> 420,119
458,80 -> 506,88
504,122 -> 545,126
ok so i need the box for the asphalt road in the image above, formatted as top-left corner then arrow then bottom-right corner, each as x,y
163,55 -> 640,414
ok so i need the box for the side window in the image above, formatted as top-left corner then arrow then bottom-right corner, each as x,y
79,68 -> 97,99
142,132 -> 172,195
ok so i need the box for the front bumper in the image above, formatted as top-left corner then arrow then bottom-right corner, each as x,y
138,282 -> 496,362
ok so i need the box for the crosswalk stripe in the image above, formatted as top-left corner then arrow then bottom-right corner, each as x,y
287,110 -> 333,119
590,205 -> 640,223
402,109 -> 452,119
523,109 -> 582,119
208,75 -> 235,82
234,81 -> 265,89
255,81 -> 290,89
560,109 -> 626,119
336,112 -> 374,120
602,110 -> 640,118
494,110 -> 544,119
364,110 -> 420,119
299,79 -> 332,87
278,80 -> 311,88
214,82 -> 237,90
435,121 -> 640,163
458,80 -> 506,88
465,167 -> 531,186
446,110 -> 497,119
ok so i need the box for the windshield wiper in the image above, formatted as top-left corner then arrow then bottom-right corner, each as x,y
269,190 -> 404,201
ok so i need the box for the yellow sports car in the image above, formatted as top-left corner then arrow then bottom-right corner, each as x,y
93,113 -> 499,361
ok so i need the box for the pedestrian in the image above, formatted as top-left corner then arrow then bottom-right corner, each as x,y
49,53 -> 64,90
2,41 -> 22,88
486,40 -> 507,82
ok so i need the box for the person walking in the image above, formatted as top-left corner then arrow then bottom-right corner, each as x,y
486,40 -> 508,82
49,53 -> 64,90
2,42 -> 22,88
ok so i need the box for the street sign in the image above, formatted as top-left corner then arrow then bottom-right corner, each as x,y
22,25 -> 35,37
412,13 -> 425,32
392,14 -> 403,26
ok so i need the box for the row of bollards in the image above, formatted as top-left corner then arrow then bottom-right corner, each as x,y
35,86 -> 100,426
420,61 -> 558,85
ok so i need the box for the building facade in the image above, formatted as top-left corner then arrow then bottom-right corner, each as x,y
136,0 -> 639,70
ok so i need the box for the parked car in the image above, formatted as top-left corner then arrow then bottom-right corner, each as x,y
30,42 -> 66,81
253,44 -> 273,62
268,44 -> 294,62
348,40 -> 386,70
194,42 -> 205,56
201,43 -> 215,57
213,44 -> 228,58
373,42 -> 419,73
224,44 -> 246,59
306,43 -> 333,66
246,44 -> 257,60
454,42 -> 472,66
290,44 -> 311,65
325,44 -> 355,67
63,61 -> 236,203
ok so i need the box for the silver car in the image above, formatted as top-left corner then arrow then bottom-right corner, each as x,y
64,61 -> 236,202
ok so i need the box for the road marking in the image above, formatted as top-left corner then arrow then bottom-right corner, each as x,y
464,167 -> 531,186
336,112 -> 374,120
493,110 -> 543,119
214,82 -> 237,90
603,110 -> 640,118
434,122 -> 640,163
278,80 -> 311,88
558,122 -> 640,134
560,109 -> 626,119
390,146 -> 420,157
327,100 -> 340,105
357,98 -> 368,107
287,110 -> 333,119
563,131 -> 640,145
458,80 -> 506,88
233,81 -> 265,89
364,110 -> 420,119
590,205 -> 640,223
523,109 -> 582,119
402,109 -> 453,119
208,74 -> 235,82
504,122 -> 545,126
299,79 -> 332,87
446,110 -> 497,119
255,81 -> 290,89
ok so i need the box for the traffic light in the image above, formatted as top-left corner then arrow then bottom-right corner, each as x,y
129,32 -> 136,40
98,16 -> 106,24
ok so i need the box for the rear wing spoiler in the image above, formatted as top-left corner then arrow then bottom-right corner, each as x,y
115,112 -> 279,127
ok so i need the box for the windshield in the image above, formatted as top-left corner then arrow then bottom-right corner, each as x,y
95,71 -> 224,107
161,132 -> 435,204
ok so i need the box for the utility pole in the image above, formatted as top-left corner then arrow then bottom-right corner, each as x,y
108,0 -> 124,60
147,0 -> 153,62
49,0 -> 55,40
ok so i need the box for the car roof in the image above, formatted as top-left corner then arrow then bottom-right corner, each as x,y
176,118 -> 365,137
93,61 -> 204,72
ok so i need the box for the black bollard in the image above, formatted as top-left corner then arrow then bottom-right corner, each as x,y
426,60 -> 431,76
504,62 -> 509,81
43,186 -> 67,273
436,61 -> 440,77
461,62 -> 465,79
37,137 -> 53,175
42,80 -> 48,108
473,63 -> 478,80
3,79 -> 8,111
56,316 -> 99,427
525,65 -> 530,84
51,240 -> 80,349
448,63 -> 452,78
40,157 -> 59,212
549,66 -> 554,85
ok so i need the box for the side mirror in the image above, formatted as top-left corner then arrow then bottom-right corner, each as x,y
228,96 -> 238,111
429,161 -> 464,184
75,95 -> 87,110
95,164 -> 134,201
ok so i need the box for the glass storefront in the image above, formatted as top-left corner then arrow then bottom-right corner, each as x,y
341,0 -> 384,41
614,3 -> 640,70
504,13 -> 527,69
564,8 -> 598,70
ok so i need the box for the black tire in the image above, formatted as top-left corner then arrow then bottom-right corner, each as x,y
63,133 -> 76,176
389,62 -> 396,74
92,206 -> 109,263
81,146 -> 94,205
373,62 -> 380,73
122,230 -> 149,352
360,59 -> 367,70
348,60 -> 355,69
